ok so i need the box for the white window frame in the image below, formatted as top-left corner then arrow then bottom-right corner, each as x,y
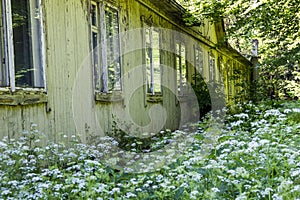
0,0 -> 46,92
143,24 -> 161,95
91,1 -> 122,94
175,40 -> 187,95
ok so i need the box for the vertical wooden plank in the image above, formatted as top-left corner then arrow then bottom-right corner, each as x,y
3,0 -> 15,92
100,3 -> 108,93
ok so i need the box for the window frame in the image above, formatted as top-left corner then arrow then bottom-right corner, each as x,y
194,45 -> 203,84
208,52 -> 216,82
0,0 -> 46,92
90,1 -> 122,95
143,24 -> 162,96
227,60 -> 233,97
175,40 -> 187,95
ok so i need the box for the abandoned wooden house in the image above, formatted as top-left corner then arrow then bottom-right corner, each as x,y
0,0 -> 253,141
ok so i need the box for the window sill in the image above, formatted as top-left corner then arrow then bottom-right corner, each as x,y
95,91 -> 123,103
0,89 -> 47,106
146,93 -> 163,103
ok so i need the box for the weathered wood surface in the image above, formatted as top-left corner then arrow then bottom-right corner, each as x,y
0,0 -> 252,141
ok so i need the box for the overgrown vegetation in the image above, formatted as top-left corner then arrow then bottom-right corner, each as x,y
179,0 -> 300,100
191,74 -> 212,116
1,101 -> 300,199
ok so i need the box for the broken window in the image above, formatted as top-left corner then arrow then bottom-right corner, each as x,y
91,1 -> 121,93
0,0 -> 45,91
144,25 -> 161,95
175,41 -> 187,94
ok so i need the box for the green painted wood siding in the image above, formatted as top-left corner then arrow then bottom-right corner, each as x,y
0,0 -> 252,141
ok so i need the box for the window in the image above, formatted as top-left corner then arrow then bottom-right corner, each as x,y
227,61 -> 233,96
91,1 -> 121,93
194,46 -> 203,79
144,25 -> 161,95
0,0 -> 45,91
208,53 -> 215,81
175,41 -> 187,94
219,57 -> 225,82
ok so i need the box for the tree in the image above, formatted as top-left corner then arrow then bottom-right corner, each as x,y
180,0 -> 300,100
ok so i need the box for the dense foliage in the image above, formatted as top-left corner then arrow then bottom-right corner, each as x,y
1,101 -> 300,199
179,0 -> 300,100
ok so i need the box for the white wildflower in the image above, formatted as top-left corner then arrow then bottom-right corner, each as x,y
189,172 -> 202,181
278,180 -> 293,193
284,109 -> 292,113
109,187 -> 120,194
286,126 -> 293,133
211,187 -> 220,193
272,193 -> 283,200
190,190 -> 199,199
0,141 -> 7,147
236,192 -> 247,200
130,178 -> 138,185
1,189 -> 11,195
152,185 -> 158,189
227,169 -> 235,176
251,121 -> 259,127
248,141 -> 259,149
292,108 -> 300,113
95,184 -> 107,193
235,167 -> 249,178
234,113 -> 249,119
264,109 -> 281,117
125,192 -> 137,198
32,176 -> 42,182
291,169 -> 300,177
259,139 -> 270,146
261,187 -> 273,196
179,182 -> 188,188
230,120 -> 244,127
293,185 -> 300,192
156,174 -> 164,183
111,140 -> 119,146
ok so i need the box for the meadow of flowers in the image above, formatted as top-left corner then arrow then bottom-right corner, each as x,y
0,101 -> 300,199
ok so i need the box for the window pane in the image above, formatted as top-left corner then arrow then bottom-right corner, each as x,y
92,32 -> 101,91
91,4 -> 97,26
145,26 -> 152,93
175,43 -> 180,55
176,42 -> 186,93
228,62 -> 233,96
152,29 -> 160,93
176,56 -> 181,92
195,48 -> 203,75
181,45 -> 186,87
12,0 -> 44,88
209,54 -> 215,81
105,7 -> 121,91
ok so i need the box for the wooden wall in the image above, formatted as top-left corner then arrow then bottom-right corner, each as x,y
0,0 -> 252,141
